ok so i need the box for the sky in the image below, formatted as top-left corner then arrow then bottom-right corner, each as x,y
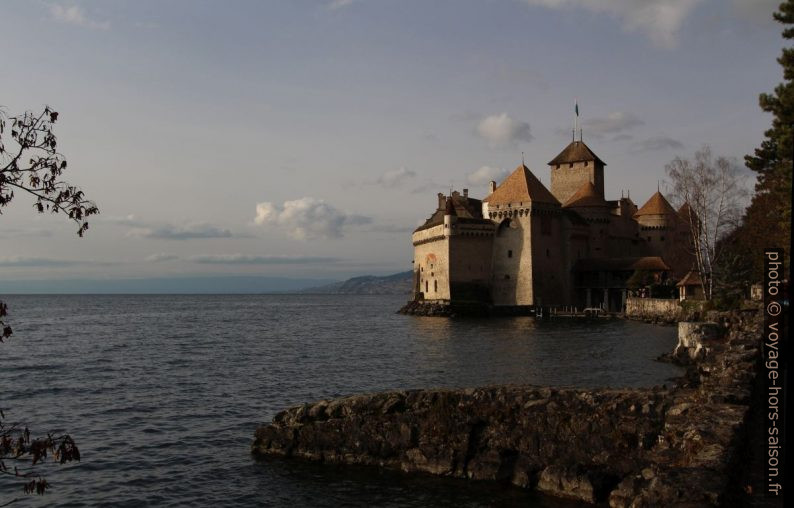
0,0 -> 786,287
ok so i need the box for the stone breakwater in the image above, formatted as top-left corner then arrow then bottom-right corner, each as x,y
252,309 -> 762,506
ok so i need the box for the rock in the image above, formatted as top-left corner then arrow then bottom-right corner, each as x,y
252,310 -> 764,507
537,465 -> 597,503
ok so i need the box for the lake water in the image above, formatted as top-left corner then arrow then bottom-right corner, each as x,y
0,294 -> 681,506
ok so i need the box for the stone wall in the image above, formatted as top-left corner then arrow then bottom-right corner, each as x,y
550,160 -> 604,204
412,225 -> 450,301
253,310 -> 763,506
624,296 -> 680,324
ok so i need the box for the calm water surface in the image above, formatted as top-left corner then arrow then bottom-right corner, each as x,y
0,294 -> 681,506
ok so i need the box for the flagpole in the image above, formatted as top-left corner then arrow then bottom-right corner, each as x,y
574,99 -> 578,142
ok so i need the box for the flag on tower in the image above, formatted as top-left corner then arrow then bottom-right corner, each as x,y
575,100 -> 579,117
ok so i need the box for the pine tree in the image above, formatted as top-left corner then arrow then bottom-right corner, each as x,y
742,0 -> 794,278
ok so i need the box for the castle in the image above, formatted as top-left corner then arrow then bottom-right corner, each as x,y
410,139 -> 693,312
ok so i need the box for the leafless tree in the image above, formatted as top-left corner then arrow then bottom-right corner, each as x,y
666,145 -> 747,300
1,105 -> 97,498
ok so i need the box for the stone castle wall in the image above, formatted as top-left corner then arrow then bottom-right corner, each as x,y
624,297 -> 680,323
550,160 -> 604,204
412,225 -> 450,301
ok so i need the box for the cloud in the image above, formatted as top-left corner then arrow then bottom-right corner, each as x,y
0,256 -> 83,267
467,166 -> 510,186
630,136 -> 684,152
145,253 -> 180,262
187,254 -> 339,265
611,133 -> 634,142
731,0 -> 779,25
477,113 -> 533,147
49,3 -> 110,30
127,223 -> 233,240
367,224 -> 416,234
100,214 -> 145,226
583,112 -> 644,137
520,0 -> 702,48
0,228 -> 53,239
375,167 -> 417,187
328,0 -> 356,9
254,197 -> 372,240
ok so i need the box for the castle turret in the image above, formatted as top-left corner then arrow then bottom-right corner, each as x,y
548,140 -> 606,204
443,196 -> 457,237
634,191 -> 677,228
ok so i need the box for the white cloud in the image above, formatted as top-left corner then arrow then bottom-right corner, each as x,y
145,253 -> 179,262
187,254 -> 338,264
0,256 -> 83,267
0,228 -> 53,239
254,197 -> 372,240
101,214 -> 144,226
467,166 -> 510,186
328,0 -> 356,10
477,113 -> 533,148
631,136 -> 684,152
376,167 -> 417,187
583,112 -> 644,136
731,0 -> 779,25
521,0 -> 702,48
49,3 -> 110,30
127,223 -> 233,240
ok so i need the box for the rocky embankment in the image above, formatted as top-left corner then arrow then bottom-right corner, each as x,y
252,308 -> 763,506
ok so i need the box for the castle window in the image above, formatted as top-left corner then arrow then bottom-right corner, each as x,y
584,161 -> 589,167
660,236 -> 665,242
508,250 -> 513,258
425,281 -> 428,293
569,163 -> 573,168
434,280 -> 438,292
557,164 -> 560,169
505,274 -> 510,280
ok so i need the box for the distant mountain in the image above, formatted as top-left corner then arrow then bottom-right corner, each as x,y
300,271 -> 413,295
0,276 -> 337,294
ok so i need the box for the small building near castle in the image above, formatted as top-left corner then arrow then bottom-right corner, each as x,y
410,138 -> 693,312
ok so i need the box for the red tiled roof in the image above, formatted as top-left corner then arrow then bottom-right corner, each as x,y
676,270 -> 703,287
548,140 -> 606,166
634,191 -> 677,217
483,164 -> 560,206
563,181 -> 608,208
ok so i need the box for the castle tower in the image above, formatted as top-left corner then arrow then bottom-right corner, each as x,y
548,140 -> 606,204
482,163 -> 566,307
443,196 -> 457,237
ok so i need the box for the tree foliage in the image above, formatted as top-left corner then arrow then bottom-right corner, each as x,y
1,106 -> 96,498
666,146 -> 747,300
0,106 -> 98,236
739,0 -> 794,279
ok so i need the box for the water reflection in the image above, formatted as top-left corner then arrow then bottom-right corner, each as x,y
405,314 -> 680,389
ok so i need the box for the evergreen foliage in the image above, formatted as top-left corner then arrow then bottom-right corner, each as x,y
740,0 -> 794,279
